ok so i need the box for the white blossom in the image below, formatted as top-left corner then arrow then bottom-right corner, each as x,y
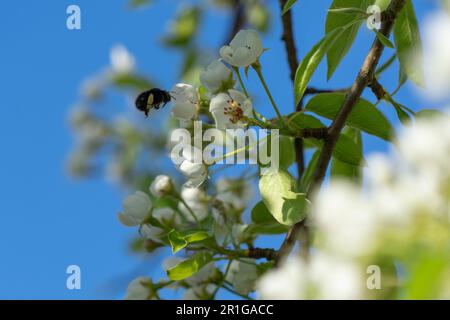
258,257 -> 306,300
171,83 -> 198,121
220,29 -> 263,67
153,207 -> 180,225
312,181 -> 377,257
150,175 -> 174,197
178,187 -> 209,222
421,10 -> 450,99
139,224 -> 164,243
124,276 -> 153,300
118,191 -> 152,226
110,44 -> 135,74
308,253 -> 363,300
258,254 -> 363,300
183,284 -> 217,300
226,260 -> 258,295
216,177 -> 253,210
210,89 -> 253,129
173,145 -> 208,187
200,60 -> 232,93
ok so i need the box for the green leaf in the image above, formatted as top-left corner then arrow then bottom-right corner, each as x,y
259,169 -> 309,226
279,136 -> 295,169
184,231 -> 210,243
282,0 -> 298,15
305,93 -> 393,140
333,133 -> 364,166
393,0 -> 424,86
375,54 -> 396,77
162,6 -> 201,47
248,202 -> 289,234
374,30 -> 394,48
168,230 -> 187,254
166,252 -> 212,281
383,93 -> 414,125
331,127 -> 363,182
288,113 -> 325,130
251,201 -> 277,224
111,73 -> 153,91
300,149 -> 321,192
168,229 -> 210,254
294,23 -> 358,105
415,109 -> 446,119
306,133 -> 363,166
129,0 -> 152,9
325,0 -> 370,80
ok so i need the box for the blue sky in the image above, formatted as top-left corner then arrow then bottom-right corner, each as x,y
0,0 -> 440,299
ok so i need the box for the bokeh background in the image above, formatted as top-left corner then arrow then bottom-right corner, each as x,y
0,0 -> 443,299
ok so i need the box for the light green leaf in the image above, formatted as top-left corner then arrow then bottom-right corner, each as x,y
259,169 -> 309,226
325,0 -> 370,80
282,0 -> 298,15
393,0 -> 424,86
374,30 -> 394,48
168,229 -> 210,254
168,230 -> 187,254
166,252 -> 212,281
184,231 -> 210,243
305,93 -> 393,140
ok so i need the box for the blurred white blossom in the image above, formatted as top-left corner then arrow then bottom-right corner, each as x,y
118,191 -> 152,226
421,9 -> 450,99
258,257 -> 305,299
124,276 -> 153,300
216,177 -> 253,211
226,260 -> 258,295
110,44 -> 135,74
179,187 -> 209,222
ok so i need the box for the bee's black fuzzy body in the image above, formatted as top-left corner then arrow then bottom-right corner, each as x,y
135,88 -> 172,117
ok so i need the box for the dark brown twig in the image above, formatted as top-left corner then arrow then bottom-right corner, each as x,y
225,0 -> 246,44
304,87 -> 349,95
245,247 -> 277,261
276,0 -> 407,264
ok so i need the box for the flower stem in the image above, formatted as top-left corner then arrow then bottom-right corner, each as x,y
211,258 -> 233,298
254,66 -> 286,127
232,67 -> 249,97
174,194 -> 200,224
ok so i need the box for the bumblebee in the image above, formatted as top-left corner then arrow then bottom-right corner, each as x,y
135,88 -> 172,117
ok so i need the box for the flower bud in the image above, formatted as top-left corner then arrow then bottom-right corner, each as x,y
150,175 -> 174,197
